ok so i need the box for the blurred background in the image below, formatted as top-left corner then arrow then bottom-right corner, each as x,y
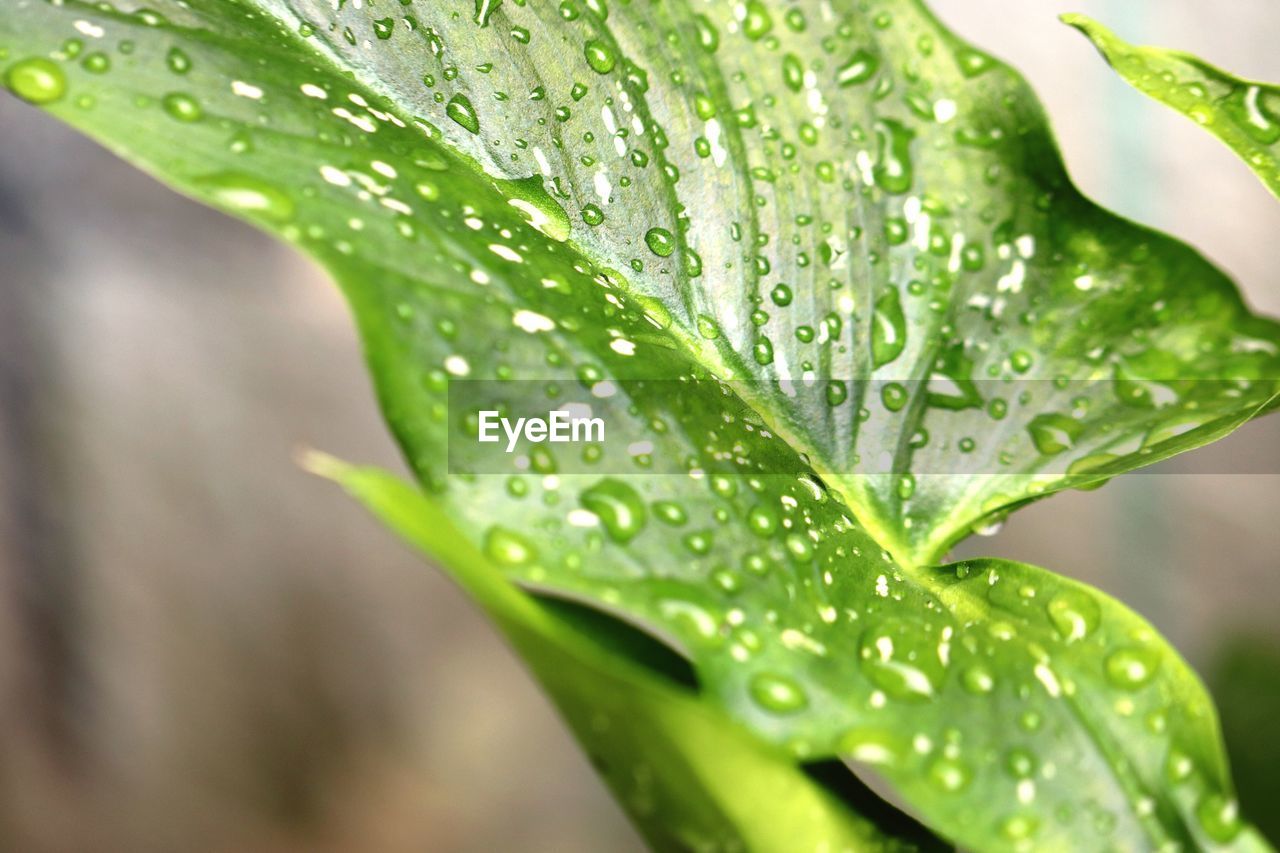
1,1 -> 1278,850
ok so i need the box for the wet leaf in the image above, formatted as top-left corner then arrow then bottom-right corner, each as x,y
1066,14 -> 1280,199
4,1 -> 1277,848
311,455 -> 926,852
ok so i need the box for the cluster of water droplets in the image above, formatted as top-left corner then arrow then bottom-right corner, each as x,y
2,1 -> 1267,845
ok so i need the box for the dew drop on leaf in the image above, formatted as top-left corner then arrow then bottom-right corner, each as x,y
999,814 -> 1038,842
1045,589 -> 1100,643
695,315 -> 720,339
162,92 -> 202,122
836,49 -> 878,87
1026,413 -> 1083,455
927,756 -> 972,793
473,0 -> 502,28
165,46 -> 191,74
748,672 -> 807,713
881,381 -> 908,412
499,175 -> 571,241
1221,84 -> 1280,146
871,288 -> 907,367
1196,794 -> 1242,843
781,53 -> 803,93
644,226 -> 675,257
742,1 -> 773,41
693,14 -> 718,53
5,57 -> 66,104
1104,646 -> 1160,690
753,336 -> 774,366
858,618 -> 945,701
961,665 -> 995,694
446,93 -> 480,133
196,172 -> 295,223
1005,747 -> 1037,779
583,39 -> 616,74
837,727 -> 903,765
485,526 -> 536,566
81,52 -> 109,74
580,478 -> 646,544
652,501 -> 687,526
746,504 -> 779,538
872,119 -> 915,194
825,381 -> 848,407
683,530 -> 713,555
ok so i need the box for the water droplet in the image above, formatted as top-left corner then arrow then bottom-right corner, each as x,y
927,756 -> 971,792
1005,747 -> 1037,778
896,474 -> 916,501
1046,589 -> 1100,642
999,814 -> 1038,842
5,58 -> 67,104
838,727 -> 904,765
1105,646 -> 1159,690
749,672 -> 807,713
584,40 -> 616,74
653,501 -> 687,525
693,15 -> 719,52
485,526 -> 536,565
196,173 -> 295,223
162,92 -> 202,122
961,665 -> 995,694
1196,793 -> 1242,843
446,93 -> 480,133
859,618 -> 945,701
742,1 -> 773,40
753,336 -> 774,366
499,175 -> 570,241
81,52 -> 109,74
581,203 -> 604,226
784,533 -> 813,563
836,49 -> 879,87
1027,413 -> 1082,455
580,478 -> 646,543
1222,84 -> 1280,145
746,504 -> 779,538
781,53 -> 803,93
473,0 -> 503,27
881,381 -> 908,412
1019,710 -> 1043,732
644,226 -> 675,257
872,119 -> 915,194
166,47 -> 191,74
871,288 -> 906,367
683,530 -> 713,555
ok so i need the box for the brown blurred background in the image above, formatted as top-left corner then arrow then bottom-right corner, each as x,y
1,1 -> 1278,850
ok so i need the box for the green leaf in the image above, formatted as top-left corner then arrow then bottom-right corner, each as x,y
309,454 -> 929,852
1065,14 -> 1280,200
4,0 -> 1277,848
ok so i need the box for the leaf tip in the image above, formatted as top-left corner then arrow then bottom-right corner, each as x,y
296,447 -> 350,481
1060,14 -> 1121,55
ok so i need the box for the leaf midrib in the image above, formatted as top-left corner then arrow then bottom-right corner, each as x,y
238,0 -> 932,572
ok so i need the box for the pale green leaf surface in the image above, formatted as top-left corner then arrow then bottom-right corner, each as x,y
1065,14 -> 1280,200
3,0 -> 1277,849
